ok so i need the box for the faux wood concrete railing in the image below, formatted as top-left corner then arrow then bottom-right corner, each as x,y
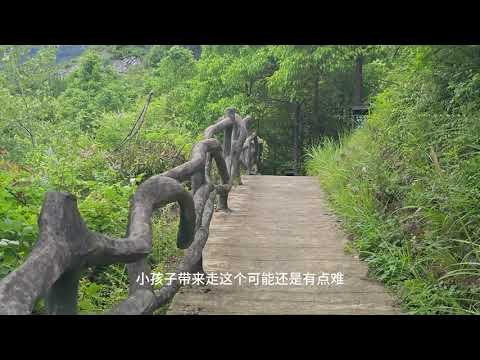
0,108 -> 262,315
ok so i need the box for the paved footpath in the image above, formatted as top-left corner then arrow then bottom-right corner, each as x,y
168,175 -> 402,315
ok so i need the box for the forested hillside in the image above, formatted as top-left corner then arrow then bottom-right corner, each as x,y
1,45 -> 479,314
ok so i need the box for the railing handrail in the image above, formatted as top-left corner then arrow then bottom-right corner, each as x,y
0,107 -> 262,315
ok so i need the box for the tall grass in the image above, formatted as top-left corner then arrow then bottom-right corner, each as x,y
306,120 -> 480,315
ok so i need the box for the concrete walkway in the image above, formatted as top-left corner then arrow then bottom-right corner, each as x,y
168,175 -> 401,315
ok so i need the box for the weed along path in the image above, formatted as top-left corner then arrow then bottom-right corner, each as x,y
168,175 -> 401,315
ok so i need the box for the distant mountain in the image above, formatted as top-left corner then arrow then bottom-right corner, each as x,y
28,45 -> 87,64
56,45 -> 87,63
28,45 -> 202,66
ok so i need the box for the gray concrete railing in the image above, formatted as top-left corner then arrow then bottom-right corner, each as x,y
0,108 -> 262,315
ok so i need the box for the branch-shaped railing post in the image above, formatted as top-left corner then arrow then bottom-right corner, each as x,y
241,128 -> 263,175
0,107 -> 261,315
229,114 -> 249,184
0,177 -> 194,315
45,268 -> 82,315
223,109 -> 234,173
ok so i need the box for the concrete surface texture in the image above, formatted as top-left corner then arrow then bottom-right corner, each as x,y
168,175 -> 402,315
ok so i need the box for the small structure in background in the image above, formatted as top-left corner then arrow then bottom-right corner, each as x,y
112,56 -> 142,74
284,169 -> 297,176
352,104 -> 368,128
352,54 -> 368,128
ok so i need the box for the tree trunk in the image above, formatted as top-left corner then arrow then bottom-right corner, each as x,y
353,55 -> 364,107
292,103 -> 302,175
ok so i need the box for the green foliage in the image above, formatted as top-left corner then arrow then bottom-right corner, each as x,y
0,45 -> 407,314
0,46 -> 195,314
144,45 -> 172,67
0,165 -> 41,278
58,51 -> 139,132
78,182 -> 135,235
4,44 -> 479,315
0,46 -> 62,159
149,46 -> 196,94
306,46 -> 480,314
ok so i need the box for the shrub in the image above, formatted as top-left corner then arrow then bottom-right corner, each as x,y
306,47 -> 480,314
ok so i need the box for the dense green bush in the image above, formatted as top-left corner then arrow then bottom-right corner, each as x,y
0,46 -> 197,314
306,46 -> 480,314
